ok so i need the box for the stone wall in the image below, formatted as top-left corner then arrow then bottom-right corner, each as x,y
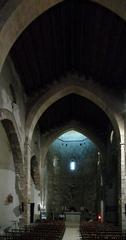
31,126 -> 41,161
30,126 -> 42,221
0,56 -> 26,151
0,122 -> 20,230
31,179 -> 41,221
46,134 -> 99,217
103,131 -> 119,224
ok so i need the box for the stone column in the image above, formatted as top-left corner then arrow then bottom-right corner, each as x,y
23,140 -> 32,224
40,145 -> 48,210
120,95 -> 126,230
103,142 -> 119,225
120,138 -> 126,230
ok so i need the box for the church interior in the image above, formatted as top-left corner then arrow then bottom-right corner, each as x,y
0,0 -> 126,239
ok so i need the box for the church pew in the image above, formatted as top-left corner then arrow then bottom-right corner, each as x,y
0,220 -> 65,240
80,222 -> 125,240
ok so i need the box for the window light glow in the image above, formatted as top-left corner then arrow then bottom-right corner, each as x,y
70,161 -> 76,171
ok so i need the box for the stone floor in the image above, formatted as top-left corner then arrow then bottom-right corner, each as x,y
62,227 -> 80,240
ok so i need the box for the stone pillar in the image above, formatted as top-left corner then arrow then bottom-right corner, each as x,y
120,98 -> 126,229
40,145 -> 48,211
23,140 -> 32,224
103,143 -> 119,225
120,139 -> 126,230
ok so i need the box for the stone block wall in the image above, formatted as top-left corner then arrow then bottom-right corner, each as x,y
0,56 -> 26,151
0,122 -> 20,230
46,135 -> 99,217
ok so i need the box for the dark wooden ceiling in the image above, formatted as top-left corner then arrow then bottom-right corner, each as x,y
10,0 -> 124,143
0,0 -> 8,9
10,0 -> 126,97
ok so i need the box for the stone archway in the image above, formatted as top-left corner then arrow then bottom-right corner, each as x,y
40,122 -> 105,211
40,123 -> 111,221
25,79 -> 124,226
42,123 -> 99,216
26,78 -> 122,144
0,0 -> 126,72
0,109 -> 25,201
40,120 -> 106,168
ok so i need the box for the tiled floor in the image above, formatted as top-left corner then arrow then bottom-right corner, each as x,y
62,227 -> 80,240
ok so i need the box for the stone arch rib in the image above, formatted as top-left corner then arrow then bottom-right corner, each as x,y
0,0 -> 126,71
0,109 -> 25,200
26,79 -> 122,145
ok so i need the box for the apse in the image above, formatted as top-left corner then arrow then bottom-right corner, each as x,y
43,130 -> 102,219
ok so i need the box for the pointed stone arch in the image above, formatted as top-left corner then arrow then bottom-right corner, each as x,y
26,78 -> 122,145
25,79 -> 124,226
0,0 -> 126,72
0,109 -> 25,200
41,120 -> 106,168
40,120 -> 118,224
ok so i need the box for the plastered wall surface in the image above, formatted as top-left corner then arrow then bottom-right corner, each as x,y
0,122 -> 20,230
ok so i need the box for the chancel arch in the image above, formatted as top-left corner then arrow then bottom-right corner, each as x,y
40,122 -> 106,169
40,125 -> 119,224
45,129 -> 101,219
25,88 -> 121,224
26,79 -> 122,145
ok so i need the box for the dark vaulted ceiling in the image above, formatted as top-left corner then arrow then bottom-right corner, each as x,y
9,0 -> 124,144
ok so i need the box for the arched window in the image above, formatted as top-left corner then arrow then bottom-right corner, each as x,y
70,160 -> 76,171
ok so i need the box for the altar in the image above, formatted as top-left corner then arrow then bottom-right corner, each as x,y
65,212 -> 80,227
